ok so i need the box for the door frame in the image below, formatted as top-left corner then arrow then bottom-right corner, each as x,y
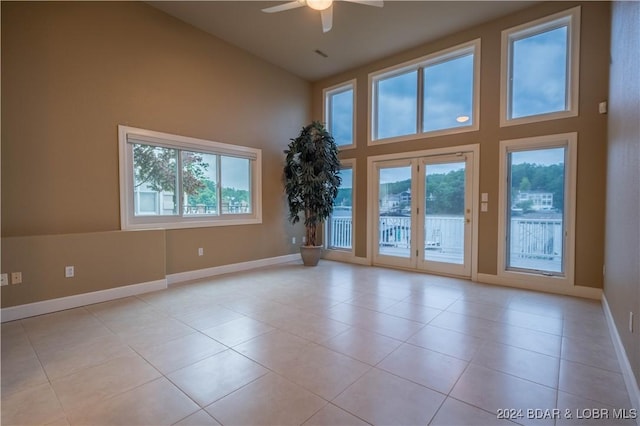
367,144 -> 480,280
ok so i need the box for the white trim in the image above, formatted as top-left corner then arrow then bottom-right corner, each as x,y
323,251 -> 371,266
118,125 -> 263,231
1,279 -> 167,323
323,79 -> 357,150
497,132 -> 578,288
500,6 -> 581,127
368,39 -> 480,145
477,273 -> 601,300
602,295 -> 640,421
166,254 -> 299,285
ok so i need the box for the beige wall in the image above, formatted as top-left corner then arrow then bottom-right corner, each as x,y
604,1 -> 640,385
312,1 -> 611,288
1,1 -> 310,306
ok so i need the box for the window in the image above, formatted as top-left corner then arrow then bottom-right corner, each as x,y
498,133 -> 577,285
501,7 -> 580,126
326,160 -> 354,252
370,39 -> 479,143
119,125 -> 262,230
324,80 -> 356,149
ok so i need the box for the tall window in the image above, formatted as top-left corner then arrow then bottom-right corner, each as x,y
119,126 -> 262,230
326,162 -> 354,251
498,133 -> 577,284
501,7 -> 580,125
324,81 -> 356,149
370,39 -> 479,143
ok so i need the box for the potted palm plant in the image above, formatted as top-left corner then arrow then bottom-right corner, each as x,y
284,121 -> 341,266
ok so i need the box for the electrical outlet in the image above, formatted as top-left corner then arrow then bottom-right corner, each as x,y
198,247 -> 204,256
0,273 -> 8,286
11,272 -> 22,285
65,266 -> 74,278
292,237 -> 296,244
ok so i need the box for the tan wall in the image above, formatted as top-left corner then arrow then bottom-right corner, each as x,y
1,1 -> 310,306
312,1 -> 610,288
604,1 -> 640,384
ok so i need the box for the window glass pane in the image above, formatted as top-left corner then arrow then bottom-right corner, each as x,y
376,70 -> 418,139
132,144 -> 178,216
511,26 -> 568,118
423,54 -> 474,132
329,88 -> 354,146
183,151 -> 218,216
328,167 -> 353,249
221,156 -> 251,214
507,147 -> 566,273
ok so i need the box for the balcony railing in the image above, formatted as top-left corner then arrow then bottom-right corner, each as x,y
328,215 -> 563,271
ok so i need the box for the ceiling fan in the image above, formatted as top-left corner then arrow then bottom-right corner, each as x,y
262,0 -> 384,33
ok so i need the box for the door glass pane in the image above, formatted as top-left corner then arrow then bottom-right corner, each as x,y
376,70 -> 418,140
328,167 -> 353,249
378,166 -> 412,257
132,144 -> 178,216
507,147 -> 565,273
183,151 -> 218,216
221,156 -> 251,214
424,161 -> 466,264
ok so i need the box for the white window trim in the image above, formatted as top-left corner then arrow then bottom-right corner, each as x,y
497,132 -> 577,289
500,6 -> 581,127
118,125 -> 262,230
323,79 -> 357,150
324,158 -> 356,260
368,39 -> 481,145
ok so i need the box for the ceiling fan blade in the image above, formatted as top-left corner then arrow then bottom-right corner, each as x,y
321,4 -> 333,33
343,0 -> 383,7
262,1 -> 305,13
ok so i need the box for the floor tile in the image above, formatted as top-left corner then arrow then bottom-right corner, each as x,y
408,324 -> 484,361
558,360 -> 631,409
51,353 -> 161,412
278,344 -> 370,400
429,397 -> 516,425
1,382 -> 66,426
383,301 -> 442,323
206,372 -> 326,426
1,346 -> 49,395
556,391 -> 637,426
471,342 -> 560,388
333,368 -> 445,426
67,377 -> 199,425
173,409 -> 221,426
168,349 -> 269,406
488,324 -> 562,357
201,316 -> 274,347
499,309 -> 564,335
234,330 -> 315,372
322,327 -> 403,365
561,335 -> 621,372
135,332 -> 227,374
378,343 -> 468,393
450,364 -> 557,426
302,403 -> 370,426
429,311 -> 499,340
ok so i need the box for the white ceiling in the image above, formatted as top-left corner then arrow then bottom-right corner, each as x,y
149,1 -> 537,81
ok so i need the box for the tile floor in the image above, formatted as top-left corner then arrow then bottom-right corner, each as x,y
1,261 -> 635,425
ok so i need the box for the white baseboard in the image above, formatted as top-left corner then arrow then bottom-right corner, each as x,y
1,279 -> 167,323
602,295 -> 640,422
476,273 -> 602,300
322,250 -> 371,266
166,254 -> 300,285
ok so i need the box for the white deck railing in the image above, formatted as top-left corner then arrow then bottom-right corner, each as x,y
328,215 -> 563,270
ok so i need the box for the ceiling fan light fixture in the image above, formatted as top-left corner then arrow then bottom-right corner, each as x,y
306,0 -> 333,11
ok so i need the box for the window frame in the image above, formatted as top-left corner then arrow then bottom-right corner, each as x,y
118,125 -> 262,230
368,39 -> 480,145
497,132 -> 577,288
500,6 -> 581,127
324,159 -> 356,259
323,79 -> 357,150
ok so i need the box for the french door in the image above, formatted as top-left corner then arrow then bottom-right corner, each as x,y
373,153 -> 473,277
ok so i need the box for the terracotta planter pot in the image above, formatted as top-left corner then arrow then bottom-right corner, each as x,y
300,245 -> 323,266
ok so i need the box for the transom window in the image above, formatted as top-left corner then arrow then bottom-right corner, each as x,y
324,80 -> 356,149
119,125 -> 262,230
501,7 -> 580,126
370,39 -> 480,144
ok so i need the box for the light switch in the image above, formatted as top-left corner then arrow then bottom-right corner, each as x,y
481,193 -> 489,202
481,202 -> 488,212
